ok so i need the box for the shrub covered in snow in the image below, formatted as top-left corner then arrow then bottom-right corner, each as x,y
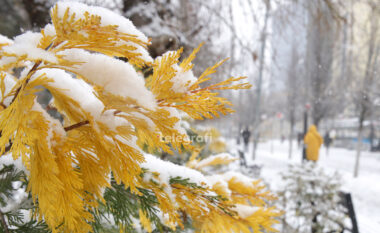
0,2 -> 280,233
277,162 -> 350,233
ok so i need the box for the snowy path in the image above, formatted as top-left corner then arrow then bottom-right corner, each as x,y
227,139 -> 380,233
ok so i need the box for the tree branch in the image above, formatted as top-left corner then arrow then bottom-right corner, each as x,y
8,42 -> 56,107
10,61 -> 41,105
0,210 -> 10,233
64,120 -> 89,132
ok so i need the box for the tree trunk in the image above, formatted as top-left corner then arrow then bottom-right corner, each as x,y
288,116 -> 295,159
353,9 -> 378,177
353,119 -> 363,178
252,0 -> 270,160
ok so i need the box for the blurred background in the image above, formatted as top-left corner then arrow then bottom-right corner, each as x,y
1,0 -> 379,155
1,0 -> 379,232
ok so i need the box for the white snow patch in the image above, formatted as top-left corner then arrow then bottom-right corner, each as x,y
171,65 -> 197,93
233,204 -> 260,218
142,154 -> 210,186
0,72 -> 17,106
0,35 -> 13,45
0,153 -> 27,174
32,68 -> 130,131
58,49 -> 157,110
1,32 -> 57,63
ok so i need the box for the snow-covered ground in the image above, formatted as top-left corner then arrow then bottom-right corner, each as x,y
228,139 -> 380,233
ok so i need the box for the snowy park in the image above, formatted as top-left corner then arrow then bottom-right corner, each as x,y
227,139 -> 380,233
0,0 -> 379,232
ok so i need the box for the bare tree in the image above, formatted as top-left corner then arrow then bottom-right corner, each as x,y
353,4 -> 379,177
304,0 -> 340,127
250,0 -> 271,160
285,44 -> 302,158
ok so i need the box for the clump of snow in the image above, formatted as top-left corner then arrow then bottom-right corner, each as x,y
171,65 -> 197,93
1,32 -> 58,63
142,154 -> 212,202
0,153 -> 27,174
58,49 -> 157,110
42,24 -> 56,37
0,34 -> 13,45
0,72 -> 17,106
141,154 -> 209,185
32,68 -> 131,131
0,154 -> 29,214
155,51 -> 197,93
33,68 -> 103,116
0,184 -> 28,213
232,204 -> 260,218
54,1 -> 153,63
142,154 -> 210,187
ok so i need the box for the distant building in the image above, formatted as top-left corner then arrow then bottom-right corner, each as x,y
321,118 -> 380,151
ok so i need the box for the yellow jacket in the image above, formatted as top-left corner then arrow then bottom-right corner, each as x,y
304,125 -> 323,161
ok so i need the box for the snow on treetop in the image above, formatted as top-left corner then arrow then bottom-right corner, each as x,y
59,49 -> 157,110
54,1 -> 153,63
54,1 -> 148,43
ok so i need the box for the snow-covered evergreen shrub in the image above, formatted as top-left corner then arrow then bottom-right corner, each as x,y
277,162 -> 350,233
0,2 -> 280,233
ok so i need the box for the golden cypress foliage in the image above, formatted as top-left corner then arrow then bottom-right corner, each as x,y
0,2 -> 280,233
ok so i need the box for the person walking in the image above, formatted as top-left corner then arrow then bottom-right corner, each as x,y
324,131 -> 332,156
297,132 -> 303,148
241,126 -> 251,153
304,125 -> 323,162
238,127 -> 251,167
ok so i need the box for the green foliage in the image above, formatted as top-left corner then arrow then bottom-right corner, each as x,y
0,164 -> 50,233
90,175 -> 195,233
0,165 -> 23,205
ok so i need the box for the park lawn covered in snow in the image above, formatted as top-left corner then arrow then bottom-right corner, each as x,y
227,139 -> 380,233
